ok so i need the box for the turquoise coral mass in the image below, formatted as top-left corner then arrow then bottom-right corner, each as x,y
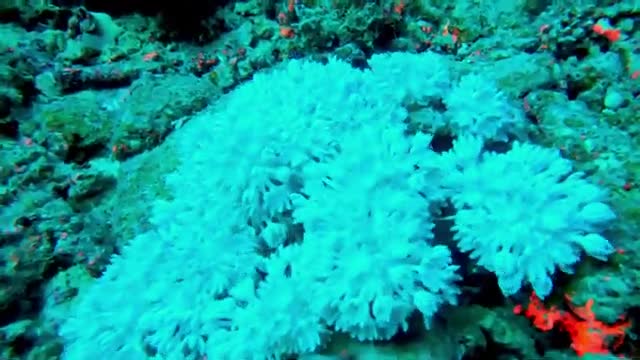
59,53 -> 615,359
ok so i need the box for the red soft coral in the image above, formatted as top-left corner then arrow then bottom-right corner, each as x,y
514,292 -> 631,357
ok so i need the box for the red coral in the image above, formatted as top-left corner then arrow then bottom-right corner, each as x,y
514,292 -> 631,357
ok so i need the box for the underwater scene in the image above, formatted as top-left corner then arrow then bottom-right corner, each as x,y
0,0 -> 639,359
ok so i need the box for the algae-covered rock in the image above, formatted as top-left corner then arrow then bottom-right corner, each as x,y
39,90 -> 113,151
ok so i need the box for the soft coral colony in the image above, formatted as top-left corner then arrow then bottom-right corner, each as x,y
58,52 -> 627,359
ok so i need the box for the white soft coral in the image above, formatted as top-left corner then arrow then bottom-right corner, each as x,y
292,123 -> 459,340
446,137 -> 615,297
